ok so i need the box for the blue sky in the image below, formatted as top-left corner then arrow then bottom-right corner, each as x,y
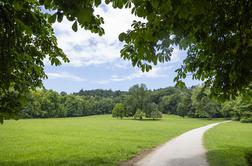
43,3 -> 201,93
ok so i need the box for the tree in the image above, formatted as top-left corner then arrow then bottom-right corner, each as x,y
133,109 -> 145,120
112,103 -> 126,119
0,0 -> 104,122
145,103 -> 162,120
115,0 -> 252,99
191,86 -> 221,118
1,1 -> 252,122
20,91 -> 43,118
0,0 -> 71,122
125,84 -> 149,116
64,95 -> 85,117
41,90 -> 64,118
176,91 -> 193,117
150,109 -> 162,120
94,98 -> 114,115
220,101 -> 236,118
176,103 -> 187,118
150,87 -> 178,104
159,94 -> 180,114
222,90 -> 252,121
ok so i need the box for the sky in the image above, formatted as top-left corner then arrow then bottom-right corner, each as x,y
43,3 -> 201,93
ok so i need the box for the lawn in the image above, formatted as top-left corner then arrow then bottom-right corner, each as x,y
0,115 -> 219,166
204,121 -> 252,166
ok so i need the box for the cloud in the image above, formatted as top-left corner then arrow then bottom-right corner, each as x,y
51,3 -> 143,68
97,65 -> 174,84
46,72 -> 86,82
50,3 -> 182,70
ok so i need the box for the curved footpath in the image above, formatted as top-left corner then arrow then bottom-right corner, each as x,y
135,121 -> 229,166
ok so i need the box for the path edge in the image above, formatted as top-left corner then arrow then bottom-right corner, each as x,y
119,120 -> 230,166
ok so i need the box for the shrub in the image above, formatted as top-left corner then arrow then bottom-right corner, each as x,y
242,111 -> 252,118
240,117 -> 252,123
112,103 -> 126,119
245,151 -> 252,165
150,110 -> 162,120
134,109 -> 145,120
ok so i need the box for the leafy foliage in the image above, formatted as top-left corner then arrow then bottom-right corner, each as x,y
0,0 -> 104,122
20,90 -> 116,118
1,0 -> 252,122
0,0 -> 70,122
133,109 -> 145,120
18,84 -> 251,123
110,0 -> 252,99
125,84 -> 149,116
112,103 -> 126,119
220,89 -> 252,121
124,84 -> 163,120
191,87 -> 221,118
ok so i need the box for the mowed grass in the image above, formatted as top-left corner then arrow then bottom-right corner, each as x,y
0,115 -> 220,166
204,121 -> 252,166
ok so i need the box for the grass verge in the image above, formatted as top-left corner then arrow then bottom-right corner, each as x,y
204,121 -> 252,166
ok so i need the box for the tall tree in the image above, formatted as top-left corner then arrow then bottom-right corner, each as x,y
115,0 -> 252,98
125,84 -> 149,116
1,0 -> 252,122
112,103 -> 126,119
159,94 -> 180,114
191,86 -> 221,118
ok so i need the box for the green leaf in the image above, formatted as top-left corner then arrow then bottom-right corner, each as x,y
94,0 -> 101,7
72,21 -> 78,32
175,81 -> 186,88
48,13 -> 56,23
105,0 -> 110,4
57,12 -> 63,23
118,33 -> 126,42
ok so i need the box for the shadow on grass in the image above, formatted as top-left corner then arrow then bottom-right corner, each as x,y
117,118 -> 163,122
0,157 -> 115,166
207,146 -> 252,166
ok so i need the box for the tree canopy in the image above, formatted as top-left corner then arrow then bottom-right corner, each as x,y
1,0 -> 252,121
18,84 -> 251,122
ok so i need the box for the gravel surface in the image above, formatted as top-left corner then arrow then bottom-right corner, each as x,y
135,121 -> 228,166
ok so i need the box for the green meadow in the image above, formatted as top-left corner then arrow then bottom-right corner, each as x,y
205,121 -> 252,166
0,115 -> 219,166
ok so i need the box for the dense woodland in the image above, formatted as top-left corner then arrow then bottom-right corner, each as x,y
20,84 -> 252,122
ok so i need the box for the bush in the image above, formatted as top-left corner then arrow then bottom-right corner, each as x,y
150,110 -> 162,120
240,117 -> 252,123
232,117 -> 240,121
112,103 -> 126,119
240,111 -> 252,123
134,109 -> 145,120
245,151 -> 252,165
242,111 -> 252,118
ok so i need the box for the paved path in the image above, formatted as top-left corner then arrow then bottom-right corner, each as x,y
136,121 -> 229,166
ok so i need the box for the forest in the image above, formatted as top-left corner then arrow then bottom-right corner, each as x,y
20,84 -> 252,123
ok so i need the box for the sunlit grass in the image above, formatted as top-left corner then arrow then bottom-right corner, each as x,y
204,121 -> 252,166
0,115 -> 220,166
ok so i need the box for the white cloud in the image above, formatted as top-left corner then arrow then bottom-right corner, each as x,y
51,3 -> 143,68
170,47 -> 182,63
97,65 -> 174,84
46,72 -> 86,82
50,3 -> 182,69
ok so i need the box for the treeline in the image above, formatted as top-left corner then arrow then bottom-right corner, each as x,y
20,90 -> 116,118
73,89 -> 126,98
20,84 -> 252,122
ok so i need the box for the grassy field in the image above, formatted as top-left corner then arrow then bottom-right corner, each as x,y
0,115 -> 220,166
204,121 -> 252,166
